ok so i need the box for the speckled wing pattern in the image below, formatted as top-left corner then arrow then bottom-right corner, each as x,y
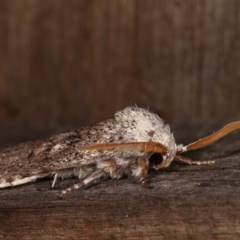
0,106 -> 176,188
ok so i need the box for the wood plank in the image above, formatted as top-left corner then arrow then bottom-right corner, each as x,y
0,1 -> 10,121
1,0 -> 240,143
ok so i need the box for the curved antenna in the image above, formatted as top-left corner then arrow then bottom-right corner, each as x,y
76,142 -> 167,154
184,121 -> 240,152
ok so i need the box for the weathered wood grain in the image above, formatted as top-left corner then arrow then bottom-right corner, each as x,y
0,124 -> 240,239
1,0 -> 240,145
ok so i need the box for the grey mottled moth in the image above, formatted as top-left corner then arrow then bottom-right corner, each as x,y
0,106 -> 240,195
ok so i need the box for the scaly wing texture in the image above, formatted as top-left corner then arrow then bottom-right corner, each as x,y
0,106 -> 175,188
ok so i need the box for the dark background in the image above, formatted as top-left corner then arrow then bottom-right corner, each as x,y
0,0 -> 240,145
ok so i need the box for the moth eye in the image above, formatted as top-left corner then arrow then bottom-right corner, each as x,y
149,153 -> 163,167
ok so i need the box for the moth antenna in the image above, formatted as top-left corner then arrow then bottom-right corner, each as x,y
76,142 -> 167,154
182,121 -> 240,152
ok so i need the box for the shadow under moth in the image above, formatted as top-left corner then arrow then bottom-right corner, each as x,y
0,106 -> 240,195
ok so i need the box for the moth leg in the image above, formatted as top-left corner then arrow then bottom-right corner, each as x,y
51,168 -> 78,188
175,155 -> 215,165
180,121 -> 240,152
60,169 -> 106,196
52,173 -> 58,188
139,158 -> 152,188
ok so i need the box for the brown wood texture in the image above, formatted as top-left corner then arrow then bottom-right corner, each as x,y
0,124 -> 240,239
1,0 -> 240,142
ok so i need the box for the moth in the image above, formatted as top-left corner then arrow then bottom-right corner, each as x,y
0,106 -> 240,195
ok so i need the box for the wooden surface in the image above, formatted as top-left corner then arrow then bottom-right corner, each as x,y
0,124 -> 240,240
1,0 -> 240,143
